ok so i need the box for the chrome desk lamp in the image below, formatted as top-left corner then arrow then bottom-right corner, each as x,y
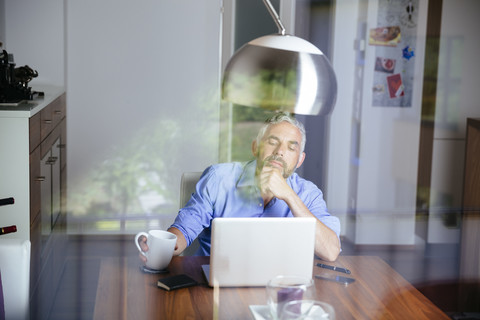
221,0 -> 337,116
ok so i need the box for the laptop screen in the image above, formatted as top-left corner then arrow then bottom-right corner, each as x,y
204,217 -> 316,287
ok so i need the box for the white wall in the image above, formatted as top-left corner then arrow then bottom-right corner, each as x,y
427,0 -> 480,243
4,0 -> 222,233
327,0 -> 360,236
353,0 -> 428,246
66,1 -> 221,176
329,0 -> 429,245
66,0 -> 222,232
329,0 -> 480,245
4,0 -> 65,86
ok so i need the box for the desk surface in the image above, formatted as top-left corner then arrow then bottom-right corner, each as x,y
94,255 -> 449,320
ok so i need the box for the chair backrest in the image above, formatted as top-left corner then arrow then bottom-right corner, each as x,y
0,239 -> 31,320
179,172 -> 203,256
179,172 -> 203,208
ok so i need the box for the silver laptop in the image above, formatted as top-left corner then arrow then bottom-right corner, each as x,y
202,217 -> 316,287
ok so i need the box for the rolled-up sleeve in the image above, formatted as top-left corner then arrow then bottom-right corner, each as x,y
293,178 -> 341,239
170,166 -> 218,246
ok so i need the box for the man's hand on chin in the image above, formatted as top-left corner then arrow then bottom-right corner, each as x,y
258,166 -> 291,201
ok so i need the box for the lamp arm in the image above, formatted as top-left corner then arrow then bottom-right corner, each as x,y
262,0 -> 286,35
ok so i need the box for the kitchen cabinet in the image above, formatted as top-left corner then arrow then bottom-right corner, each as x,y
459,118 -> 480,309
0,86 -> 67,319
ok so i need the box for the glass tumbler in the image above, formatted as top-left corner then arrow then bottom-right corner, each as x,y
266,275 -> 316,320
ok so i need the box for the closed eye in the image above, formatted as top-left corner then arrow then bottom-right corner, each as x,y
288,142 -> 299,151
267,137 -> 280,146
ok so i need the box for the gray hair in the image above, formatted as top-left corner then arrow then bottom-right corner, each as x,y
256,112 -> 306,153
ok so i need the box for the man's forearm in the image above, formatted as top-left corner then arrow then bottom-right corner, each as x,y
284,191 -> 340,261
312,222 -> 340,261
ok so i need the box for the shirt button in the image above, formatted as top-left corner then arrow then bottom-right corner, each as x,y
258,203 -> 263,207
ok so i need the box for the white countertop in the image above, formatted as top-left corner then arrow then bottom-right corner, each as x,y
0,85 -> 65,118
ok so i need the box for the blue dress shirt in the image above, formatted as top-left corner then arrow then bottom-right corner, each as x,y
170,160 -> 340,255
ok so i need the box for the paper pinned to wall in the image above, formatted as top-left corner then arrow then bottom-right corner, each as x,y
369,0 -> 420,107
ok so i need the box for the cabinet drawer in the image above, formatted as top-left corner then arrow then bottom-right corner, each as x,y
41,122 -> 61,159
30,146 -> 41,225
40,94 -> 66,141
51,93 -> 66,125
60,118 -> 67,170
40,103 -> 54,141
30,213 -> 42,288
29,112 -> 41,153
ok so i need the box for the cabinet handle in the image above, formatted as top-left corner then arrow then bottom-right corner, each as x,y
57,144 -> 66,149
44,120 -> 52,124
46,156 -> 58,165
54,110 -> 62,115
35,176 -> 46,182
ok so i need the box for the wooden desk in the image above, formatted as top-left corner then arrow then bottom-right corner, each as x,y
94,255 -> 449,320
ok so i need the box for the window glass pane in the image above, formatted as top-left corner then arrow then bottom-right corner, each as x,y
230,106 -> 276,161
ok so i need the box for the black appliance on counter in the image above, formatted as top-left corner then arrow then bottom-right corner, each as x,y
0,49 -> 42,103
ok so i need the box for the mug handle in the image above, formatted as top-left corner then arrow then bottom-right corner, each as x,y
135,232 -> 149,257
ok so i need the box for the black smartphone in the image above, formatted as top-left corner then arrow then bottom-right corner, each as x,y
315,274 -> 356,285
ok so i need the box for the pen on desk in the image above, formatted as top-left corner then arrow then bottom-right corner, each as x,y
317,263 -> 351,274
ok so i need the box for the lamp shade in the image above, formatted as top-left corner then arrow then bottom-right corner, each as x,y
221,33 -> 337,116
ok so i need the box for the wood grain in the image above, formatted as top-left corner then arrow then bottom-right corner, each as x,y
94,255 -> 449,320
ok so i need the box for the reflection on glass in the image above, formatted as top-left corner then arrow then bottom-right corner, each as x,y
68,105 -> 219,233
281,300 -> 335,320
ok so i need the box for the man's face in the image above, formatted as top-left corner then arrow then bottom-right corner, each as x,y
253,122 -> 306,178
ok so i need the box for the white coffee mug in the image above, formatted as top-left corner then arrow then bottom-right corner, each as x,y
135,230 -> 177,270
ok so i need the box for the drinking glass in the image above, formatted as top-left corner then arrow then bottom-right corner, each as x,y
266,275 -> 316,320
280,300 -> 335,320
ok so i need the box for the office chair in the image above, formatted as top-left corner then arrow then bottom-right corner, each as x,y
0,239 -> 31,319
179,172 -> 203,256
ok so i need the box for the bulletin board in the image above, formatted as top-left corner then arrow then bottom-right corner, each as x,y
369,0 -> 420,107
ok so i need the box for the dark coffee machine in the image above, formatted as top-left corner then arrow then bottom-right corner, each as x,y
0,49 -> 41,103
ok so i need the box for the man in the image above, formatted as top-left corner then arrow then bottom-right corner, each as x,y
140,112 -> 340,262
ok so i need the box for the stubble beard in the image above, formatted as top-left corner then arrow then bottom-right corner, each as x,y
261,155 -> 296,179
